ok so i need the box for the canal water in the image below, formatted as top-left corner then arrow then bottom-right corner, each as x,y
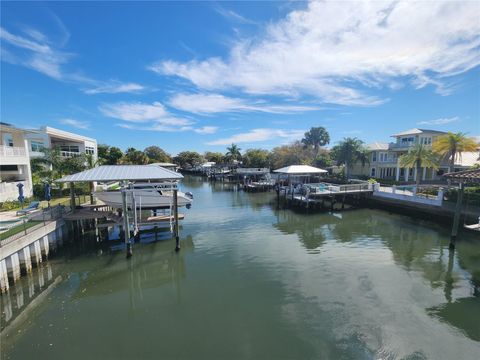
1,176 -> 479,359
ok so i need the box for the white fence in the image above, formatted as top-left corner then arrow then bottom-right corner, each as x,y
373,184 -> 444,207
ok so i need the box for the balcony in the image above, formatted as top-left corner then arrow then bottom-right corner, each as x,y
60,151 -> 81,158
0,145 -> 26,157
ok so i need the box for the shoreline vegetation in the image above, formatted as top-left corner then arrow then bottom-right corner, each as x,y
1,127 -> 479,210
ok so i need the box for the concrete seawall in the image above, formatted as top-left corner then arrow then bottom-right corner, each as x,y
0,220 -> 66,293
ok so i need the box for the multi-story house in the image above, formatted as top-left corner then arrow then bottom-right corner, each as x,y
350,128 -> 479,182
0,123 -> 33,202
0,123 -> 97,202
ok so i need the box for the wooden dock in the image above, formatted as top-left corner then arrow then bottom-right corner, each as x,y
280,182 -> 374,210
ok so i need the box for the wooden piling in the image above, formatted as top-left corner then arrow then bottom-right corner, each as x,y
121,187 -> 132,258
173,189 -> 180,251
450,182 -> 464,249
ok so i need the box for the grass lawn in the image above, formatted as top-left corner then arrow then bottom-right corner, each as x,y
0,196 -> 77,212
0,220 -> 42,241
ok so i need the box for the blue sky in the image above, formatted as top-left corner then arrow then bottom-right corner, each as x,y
1,1 -> 479,154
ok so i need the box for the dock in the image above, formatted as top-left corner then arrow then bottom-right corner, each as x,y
280,182 -> 374,210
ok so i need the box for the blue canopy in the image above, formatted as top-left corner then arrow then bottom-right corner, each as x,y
17,183 -> 25,203
44,183 -> 52,202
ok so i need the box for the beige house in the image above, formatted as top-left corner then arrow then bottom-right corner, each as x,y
0,123 -> 97,202
350,128 -> 479,182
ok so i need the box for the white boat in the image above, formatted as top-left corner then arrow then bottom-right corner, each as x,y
94,183 -> 193,209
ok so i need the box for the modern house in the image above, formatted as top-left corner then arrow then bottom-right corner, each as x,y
0,123 -> 97,202
350,128 -> 479,182
0,123 -> 33,202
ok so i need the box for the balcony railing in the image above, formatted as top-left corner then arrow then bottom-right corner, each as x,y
0,145 -> 26,157
60,151 -> 81,158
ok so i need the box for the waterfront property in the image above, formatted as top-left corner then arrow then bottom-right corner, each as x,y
1,176 -> 479,359
0,123 -> 98,202
350,128 -> 479,182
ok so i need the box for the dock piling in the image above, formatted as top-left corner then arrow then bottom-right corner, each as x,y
173,189 -> 180,252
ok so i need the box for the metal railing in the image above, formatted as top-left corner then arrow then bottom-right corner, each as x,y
0,145 -> 27,157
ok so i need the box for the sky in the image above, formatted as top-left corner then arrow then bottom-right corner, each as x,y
1,1 -> 479,155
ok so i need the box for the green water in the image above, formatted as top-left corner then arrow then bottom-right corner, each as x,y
1,177 -> 480,359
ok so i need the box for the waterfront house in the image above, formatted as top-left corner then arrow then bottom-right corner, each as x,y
0,123 -> 33,202
350,128 -> 479,182
0,123 -> 97,202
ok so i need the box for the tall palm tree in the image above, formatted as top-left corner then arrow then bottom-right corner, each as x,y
226,143 -> 242,162
331,137 -> 364,179
356,148 -> 371,169
302,127 -> 330,158
432,132 -> 479,173
399,144 -> 439,187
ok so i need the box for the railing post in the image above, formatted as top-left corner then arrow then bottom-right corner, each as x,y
23,218 -> 27,235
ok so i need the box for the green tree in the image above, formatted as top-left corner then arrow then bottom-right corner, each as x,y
313,151 -> 332,168
225,143 -> 242,162
204,151 -> 224,163
97,144 -> 123,165
144,146 -> 171,163
399,144 -> 439,187
302,127 -> 330,157
270,141 -> 315,169
121,147 -> 150,165
432,132 -> 479,173
242,149 -> 271,168
173,151 -> 204,168
330,137 -> 365,179
107,147 -> 123,165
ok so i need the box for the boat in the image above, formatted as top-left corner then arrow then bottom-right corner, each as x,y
94,183 -> 193,209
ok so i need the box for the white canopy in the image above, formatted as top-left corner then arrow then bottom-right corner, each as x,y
273,165 -> 327,174
56,165 -> 183,183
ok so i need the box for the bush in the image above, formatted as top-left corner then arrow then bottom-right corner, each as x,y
0,198 -> 34,211
445,186 -> 480,207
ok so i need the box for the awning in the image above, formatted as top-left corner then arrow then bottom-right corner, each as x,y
443,168 -> 480,183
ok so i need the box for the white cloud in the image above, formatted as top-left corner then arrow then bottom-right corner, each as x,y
194,126 -> 218,134
214,4 -> 257,25
152,1 -> 480,105
169,93 -> 319,114
83,82 -> 145,94
101,101 -> 194,132
207,128 -> 304,145
417,116 -> 460,125
1,26 -> 145,93
99,101 -> 169,122
59,118 -> 90,129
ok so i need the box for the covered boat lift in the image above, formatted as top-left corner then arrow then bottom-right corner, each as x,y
444,168 -> 480,249
56,165 -> 185,257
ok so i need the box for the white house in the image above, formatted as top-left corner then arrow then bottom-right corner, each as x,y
0,123 -> 97,202
350,128 -> 479,182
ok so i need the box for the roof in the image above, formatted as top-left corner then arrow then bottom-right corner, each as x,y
42,126 -> 97,143
150,162 -> 178,167
273,165 -> 327,174
367,142 -> 389,151
454,152 -> 480,167
444,168 -> 480,182
391,128 -> 445,137
56,165 -> 183,183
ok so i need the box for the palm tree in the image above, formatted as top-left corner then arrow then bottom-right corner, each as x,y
399,144 -> 439,187
356,148 -> 371,169
225,143 -> 242,162
432,132 -> 479,173
302,127 -> 330,158
331,137 -> 364,179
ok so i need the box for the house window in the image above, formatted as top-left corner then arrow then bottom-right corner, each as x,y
372,152 -> 377,162
59,145 -> 80,153
3,133 -> 13,147
85,146 -> 95,155
401,137 -> 415,145
371,168 -> 376,177
420,137 -> 432,145
400,168 -> 405,177
31,141 -> 44,152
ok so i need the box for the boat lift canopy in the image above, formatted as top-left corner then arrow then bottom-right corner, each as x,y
56,165 -> 183,183
273,165 -> 327,175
